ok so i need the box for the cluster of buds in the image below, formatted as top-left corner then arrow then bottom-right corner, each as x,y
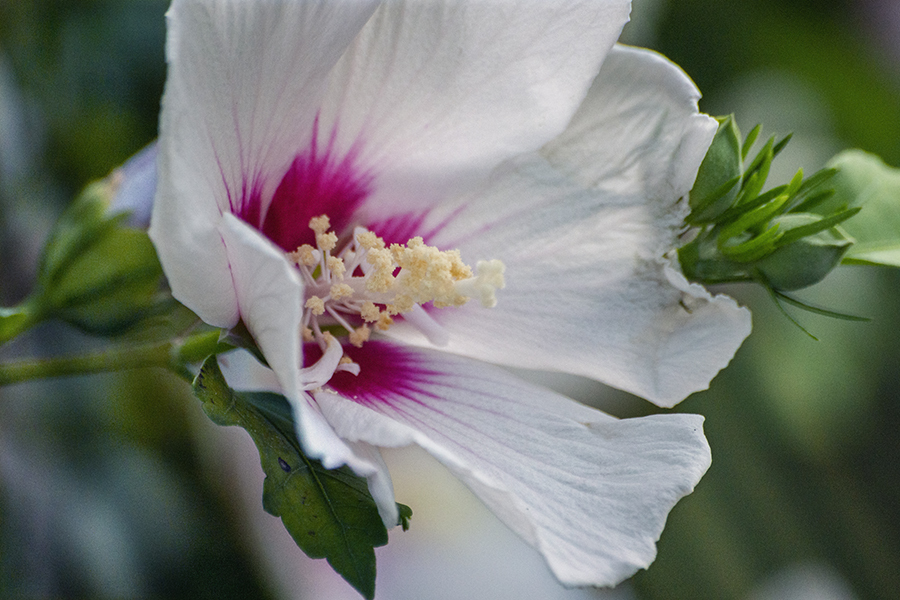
679,116 -> 859,294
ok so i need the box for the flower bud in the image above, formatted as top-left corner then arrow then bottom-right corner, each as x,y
34,177 -> 166,335
754,214 -> 853,291
688,115 -> 743,224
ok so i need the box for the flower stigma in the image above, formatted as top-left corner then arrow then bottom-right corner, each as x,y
288,215 -> 505,378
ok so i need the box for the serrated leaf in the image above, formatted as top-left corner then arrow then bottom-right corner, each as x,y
192,357 -> 388,600
823,150 -> 900,267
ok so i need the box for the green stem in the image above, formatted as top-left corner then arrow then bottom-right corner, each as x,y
0,329 -> 231,386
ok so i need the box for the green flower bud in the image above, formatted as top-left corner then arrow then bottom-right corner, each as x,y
688,115 -> 743,224
754,214 -> 853,291
34,178 -> 166,335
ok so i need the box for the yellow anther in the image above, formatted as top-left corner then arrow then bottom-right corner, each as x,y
376,313 -> 394,331
360,301 -> 381,323
349,325 -> 370,348
305,296 -> 326,316
357,230 -> 385,251
309,215 -> 330,235
317,231 -> 338,252
391,238 -> 471,308
339,355 -> 355,365
330,283 -> 354,300
327,255 -> 346,279
386,294 -> 415,316
290,244 -> 319,267
297,219 -> 501,358
365,247 -> 396,292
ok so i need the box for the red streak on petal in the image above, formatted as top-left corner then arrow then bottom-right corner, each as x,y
305,341 -> 441,409
238,121 -> 373,251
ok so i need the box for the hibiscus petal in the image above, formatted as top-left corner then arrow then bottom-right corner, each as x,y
312,342 -> 711,587
541,45 -> 719,208
218,214 -> 375,476
311,0 -> 631,220
151,0 -> 380,326
389,46 -> 750,407
343,440 -> 399,528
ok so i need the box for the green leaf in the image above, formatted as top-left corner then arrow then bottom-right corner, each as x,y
822,150 -> 900,267
192,358 -> 389,600
397,503 -> 413,532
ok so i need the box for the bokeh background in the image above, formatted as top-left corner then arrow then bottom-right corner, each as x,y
1,0 -> 899,598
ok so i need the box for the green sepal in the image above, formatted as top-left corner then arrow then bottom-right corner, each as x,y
688,115 -> 744,223
0,302 -> 40,346
32,179 -> 167,335
680,117 -> 857,299
740,123 -> 762,160
754,214 -> 854,291
39,179 -> 114,282
192,357 -> 401,600
719,223 -> 782,263
787,168 -> 838,213
397,503 -> 413,532
736,137 -> 775,204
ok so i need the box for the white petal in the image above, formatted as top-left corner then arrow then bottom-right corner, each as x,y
218,214 -> 375,476
344,440 -> 399,529
389,46 -> 750,407
313,0 -> 631,218
313,343 -> 711,587
151,0 -> 379,326
541,45 -> 717,206
299,335 -> 344,391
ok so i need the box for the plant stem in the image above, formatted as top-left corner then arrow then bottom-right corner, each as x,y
0,330 -> 230,386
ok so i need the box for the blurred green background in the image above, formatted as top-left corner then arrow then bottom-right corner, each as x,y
1,0 -> 899,598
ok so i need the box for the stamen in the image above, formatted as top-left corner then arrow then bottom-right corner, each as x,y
330,283 -> 354,300
327,255 -> 346,279
289,214 -> 504,382
455,259 -> 506,308
305,296 -> 326,316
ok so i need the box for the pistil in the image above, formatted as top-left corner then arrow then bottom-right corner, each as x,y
289,215 -> 505,378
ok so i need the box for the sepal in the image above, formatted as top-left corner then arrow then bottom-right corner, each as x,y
27,177 -> 168,336
679,118 -> 857,293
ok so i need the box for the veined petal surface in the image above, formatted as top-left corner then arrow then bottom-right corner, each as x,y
151,0 -> 380,326
219,215 -> 375,476
310,0 -> 631,221
388,46 -> 750,406
312,341 -> 711,587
